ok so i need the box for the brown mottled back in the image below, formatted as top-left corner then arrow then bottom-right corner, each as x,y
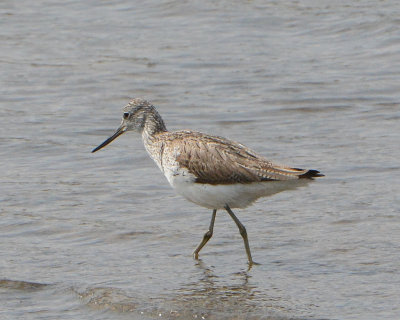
151,130 -> 322,185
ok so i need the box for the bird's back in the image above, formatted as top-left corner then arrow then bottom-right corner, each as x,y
148,130 -> 323,185
143,130 -> 322,209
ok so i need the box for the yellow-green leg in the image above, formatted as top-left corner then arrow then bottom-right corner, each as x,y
193,209 -> 217,259
224,204 -> 255,267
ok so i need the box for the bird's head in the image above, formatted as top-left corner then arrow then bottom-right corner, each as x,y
91,98 -> 159,153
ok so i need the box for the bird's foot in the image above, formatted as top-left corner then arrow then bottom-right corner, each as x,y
247,260 -> 261,271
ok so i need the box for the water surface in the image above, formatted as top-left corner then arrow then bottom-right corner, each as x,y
1,1 -> 399,319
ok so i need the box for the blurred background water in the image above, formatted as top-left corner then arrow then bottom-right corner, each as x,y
1,1 -> 399,319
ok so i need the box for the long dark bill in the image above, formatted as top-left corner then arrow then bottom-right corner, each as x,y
92,125 -> 126,153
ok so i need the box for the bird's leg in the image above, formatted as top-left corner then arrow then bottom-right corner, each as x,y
193,209 -> 217,259
224,204 -> 255,267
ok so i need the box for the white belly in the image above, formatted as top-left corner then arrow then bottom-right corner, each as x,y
164,167 -> 308,209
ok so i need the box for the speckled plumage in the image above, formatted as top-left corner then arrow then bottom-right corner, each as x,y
145,130 -> 317,184
92,98 -> 324,266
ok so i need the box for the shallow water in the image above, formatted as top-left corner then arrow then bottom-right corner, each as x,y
1,1 -> 400,319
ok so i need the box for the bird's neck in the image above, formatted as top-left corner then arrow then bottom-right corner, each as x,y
141,109 -> 168,144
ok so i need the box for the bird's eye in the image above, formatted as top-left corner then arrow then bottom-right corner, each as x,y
123,112 -> 130,119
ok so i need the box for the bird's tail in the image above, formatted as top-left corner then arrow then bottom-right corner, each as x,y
298,169 -> 325,180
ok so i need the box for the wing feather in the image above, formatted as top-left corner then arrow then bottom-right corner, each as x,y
159,131 -> 320,185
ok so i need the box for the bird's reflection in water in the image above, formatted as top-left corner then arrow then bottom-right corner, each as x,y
162,260 -> 291,320
80,261 -> 260,319
77,260 -> 298,319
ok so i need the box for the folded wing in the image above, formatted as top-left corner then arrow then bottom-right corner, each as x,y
168,131 -> 323,185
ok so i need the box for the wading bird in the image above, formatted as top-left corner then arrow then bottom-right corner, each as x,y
92,98 -> 324,267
